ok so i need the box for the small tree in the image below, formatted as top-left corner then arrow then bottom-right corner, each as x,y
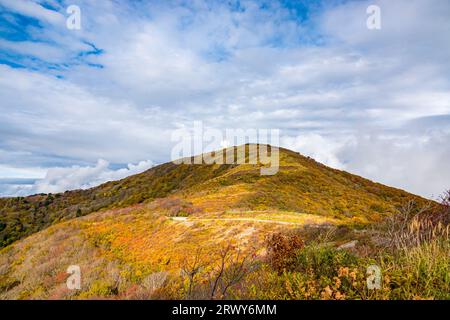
180,247 -> 205,299
180,243 -> 256,300
208,243 -> 254,299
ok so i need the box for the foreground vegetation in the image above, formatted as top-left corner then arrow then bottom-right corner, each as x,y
0,194 -> 447,300
0,146 -> 446,300
154,196 -> 449,300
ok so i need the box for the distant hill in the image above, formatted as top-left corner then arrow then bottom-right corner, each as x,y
0,144 -> 428,248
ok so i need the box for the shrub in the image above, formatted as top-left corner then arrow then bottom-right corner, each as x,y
266,232 -> 304,273
295,244 -> 358,278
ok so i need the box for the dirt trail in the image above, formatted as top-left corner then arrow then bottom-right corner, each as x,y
193,217 -> 302,225
171,216 -> 312,226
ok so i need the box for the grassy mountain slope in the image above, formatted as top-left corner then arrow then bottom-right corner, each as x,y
0,145 -> 427,248
1,145 -> 445,300
0,205 -> 319,299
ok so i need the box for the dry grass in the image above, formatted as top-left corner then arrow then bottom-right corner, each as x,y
384,200 -> 449,250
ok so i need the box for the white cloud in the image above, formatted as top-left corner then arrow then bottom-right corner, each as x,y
0,164 -> 45,179
0,0 -> 65,26
281,133 -> 347,169
0,39 -> 67,62
337,133 -> 450,200
7,159 -> 154,195
282,130 -> 450,200
0,64 -> 173,164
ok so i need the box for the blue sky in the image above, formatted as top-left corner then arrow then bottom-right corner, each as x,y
0,0 -> 450,198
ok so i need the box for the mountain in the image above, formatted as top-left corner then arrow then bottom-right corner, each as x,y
0,145 -> 426,248
0,145 -> 436,299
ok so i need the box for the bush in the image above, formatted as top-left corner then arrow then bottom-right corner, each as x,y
294,244 -> 358,278
266,232 -> 304,273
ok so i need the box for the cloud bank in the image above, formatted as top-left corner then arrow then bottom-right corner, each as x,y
0,159 -> 154,196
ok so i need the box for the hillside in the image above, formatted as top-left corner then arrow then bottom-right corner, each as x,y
1,145 -> 446,300
0,145 -> 427,248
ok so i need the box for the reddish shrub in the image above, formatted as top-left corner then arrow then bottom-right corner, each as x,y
266,232 -> 304,273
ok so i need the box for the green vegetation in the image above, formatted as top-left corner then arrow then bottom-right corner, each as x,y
0,161 -> 234,247
0,145 -> 427,248
161,200 -> 449,300
0,145 -> 446,300
0,195 -> 448,300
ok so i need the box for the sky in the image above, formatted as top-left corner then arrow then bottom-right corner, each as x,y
0,0 -> 449,199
